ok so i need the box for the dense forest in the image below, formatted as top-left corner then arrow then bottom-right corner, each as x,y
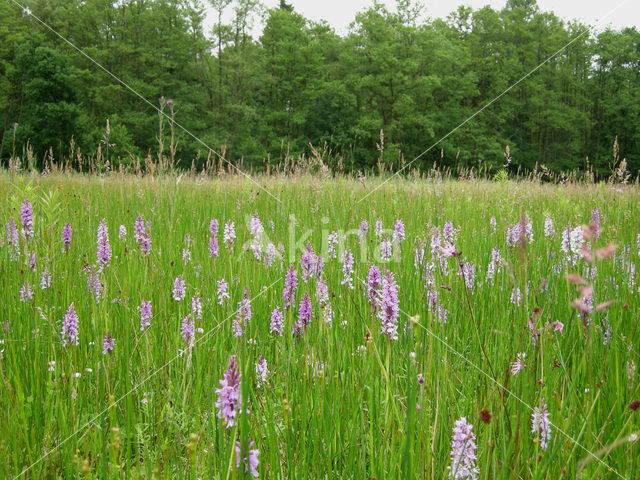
0,0 -> 638,175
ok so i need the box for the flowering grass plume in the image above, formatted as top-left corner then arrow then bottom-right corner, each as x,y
448,417 -> 479,480
215,355 -> 241,428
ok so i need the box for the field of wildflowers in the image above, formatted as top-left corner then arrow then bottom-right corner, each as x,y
1,173 -> 639,479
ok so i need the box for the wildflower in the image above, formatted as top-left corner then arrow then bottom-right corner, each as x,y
215,355 -> 241,428
181,314 -> 195,345
510,353 -> 527,375
216,278 -> 230,305
249,213 -> 264,237
118,224 -> 126,241
255,355 -> 268,388
298,292 -> 312,327
316,278 -> 329,304
62,223 -> 72,251
27,252 -> 36,271
448,417 -> 479,480
414,239 -> 426,270
441,242 -> 456,258
282,265 -> 298,308
486,247 -> 501,285
182,248 -> 191,265
510,287 -> 522,306
40,268 -> 52,289
380,237 -> 392,262
270,307 -> 284,336
377,271 -> 399,340
300,243 -> 317,281
235,439 -> 260,478
375,218 -> 383,238
591,208 -> 600,238
138,233 -> 151,256
139,300 -> 152,331
61,303 -> 79,347
552,320 -> 564,333
367,265 -> 382,307
525,216 -> 534,243
392,219 -> 405,243
223,221 -> 236,246
85,264 -> 103,302
133,215 -> 147,241
20,199 -> 34,238
531,398 -> 552,450
490,216 -> 496,233
461,261 -> 475,291
209,218 -> 219,236
506,223 -> 522,248
322,302 -> 334,326
264,242 -> 277,267
233,290 -> 252,337
209,235 -> 219,258
191,295 -> 203,319
327,231 -> 338,259
172,275 -> 186,301
102,332 -> 115,354
96,219 -> 112,265
358,219 -> 369,239
544,215 -> 555,237
19,281 -> 33,302
341,249 -> 354,289
443,221 -> 454,244
6,219 -> 19,259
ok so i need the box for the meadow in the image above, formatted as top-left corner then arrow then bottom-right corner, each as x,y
0,172 -> 639,479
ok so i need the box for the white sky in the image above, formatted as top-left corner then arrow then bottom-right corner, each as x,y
205,0 -> 639,37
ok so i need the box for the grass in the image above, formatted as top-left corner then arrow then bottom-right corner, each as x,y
0,172 -> 639,479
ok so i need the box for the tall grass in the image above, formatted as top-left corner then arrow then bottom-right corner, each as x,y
0,172 -> 638,478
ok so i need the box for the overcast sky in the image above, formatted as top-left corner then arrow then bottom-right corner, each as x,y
205,0 -> 639,36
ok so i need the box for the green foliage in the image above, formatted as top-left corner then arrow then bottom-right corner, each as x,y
0,174 -> 639,477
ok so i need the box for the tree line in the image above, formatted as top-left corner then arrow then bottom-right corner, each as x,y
0,0 -> 638,176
